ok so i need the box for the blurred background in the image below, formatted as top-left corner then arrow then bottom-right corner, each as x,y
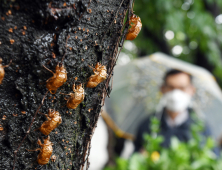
87,1 -> 222,170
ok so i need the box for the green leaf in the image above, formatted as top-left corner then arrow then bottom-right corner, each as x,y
128,154 -> 147,170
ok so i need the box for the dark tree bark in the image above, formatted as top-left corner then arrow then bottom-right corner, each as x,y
0,0 -> 130,169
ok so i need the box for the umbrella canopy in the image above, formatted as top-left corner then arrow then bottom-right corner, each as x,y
105,52 -> 222,140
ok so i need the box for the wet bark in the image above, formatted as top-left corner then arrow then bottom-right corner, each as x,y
0,0 -> 129,169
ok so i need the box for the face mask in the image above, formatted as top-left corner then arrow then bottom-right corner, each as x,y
161,89 -> 191,112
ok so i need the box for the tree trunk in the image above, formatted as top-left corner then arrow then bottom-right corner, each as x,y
0,0 -> 129,169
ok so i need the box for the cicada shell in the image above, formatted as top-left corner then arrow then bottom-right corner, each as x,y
0,58 -> 11,84
45,64 -> 67,94
67,83 -> 85,109
39,109 -> 62,135
126,14 -> 142,40
86,62 -> 107,88
37,136 -> 53,165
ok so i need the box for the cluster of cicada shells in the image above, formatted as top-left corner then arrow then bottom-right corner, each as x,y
2,12 -> 141,167
33,109 -> 60,165
0,58 -> 107,165
1,13 -> 141,164
44,62 -> 107,109
32,62 -> 107,165
2,13 -> 142,165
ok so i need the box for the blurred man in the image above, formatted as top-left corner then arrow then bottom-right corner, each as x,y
134,69 -> 214,152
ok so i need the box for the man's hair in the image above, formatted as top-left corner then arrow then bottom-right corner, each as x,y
163,69 -> 193,84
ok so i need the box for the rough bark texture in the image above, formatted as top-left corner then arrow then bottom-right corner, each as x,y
0,0 -> 129,169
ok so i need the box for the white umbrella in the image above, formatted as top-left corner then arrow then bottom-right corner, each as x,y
150,53 -> 222,101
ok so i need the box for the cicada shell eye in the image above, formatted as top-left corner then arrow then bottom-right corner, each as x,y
50,90 -> 57,94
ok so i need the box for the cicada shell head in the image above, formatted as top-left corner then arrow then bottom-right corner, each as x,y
56,64 -> 67,74
44,136 -> 52,145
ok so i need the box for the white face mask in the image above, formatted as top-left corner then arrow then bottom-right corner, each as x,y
161,89 -> 192,112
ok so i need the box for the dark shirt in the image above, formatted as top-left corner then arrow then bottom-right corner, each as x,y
134,108 -> 214,153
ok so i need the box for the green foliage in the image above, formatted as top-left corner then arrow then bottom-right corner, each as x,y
104,158 -> 128,170
105,117 -> 222,170
131,0 -> 222,86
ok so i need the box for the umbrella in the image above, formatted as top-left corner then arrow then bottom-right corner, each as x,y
105,52 -> 222,140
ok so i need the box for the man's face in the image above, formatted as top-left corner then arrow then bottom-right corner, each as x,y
161,73 -> 195,96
